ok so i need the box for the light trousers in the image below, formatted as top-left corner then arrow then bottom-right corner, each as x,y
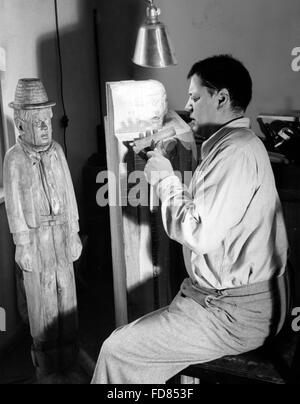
92,275 -> 287,384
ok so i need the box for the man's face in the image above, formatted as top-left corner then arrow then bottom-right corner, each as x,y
23,108 -> 53,146
185,74 -> 219,136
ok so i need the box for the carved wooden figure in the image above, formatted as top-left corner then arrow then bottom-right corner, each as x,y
3,79 -> 82,378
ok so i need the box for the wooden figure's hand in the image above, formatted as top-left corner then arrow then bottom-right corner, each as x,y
15,244 -> 33,273
71,233 -> 82,262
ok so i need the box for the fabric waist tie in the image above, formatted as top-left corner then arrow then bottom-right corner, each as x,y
180,271 -> 288,309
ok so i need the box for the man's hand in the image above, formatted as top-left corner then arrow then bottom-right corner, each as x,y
15,244 -> 32,273
144,150 -> 174,186
71,233 -> 83,262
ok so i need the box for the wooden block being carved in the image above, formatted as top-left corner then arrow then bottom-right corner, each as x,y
105,81 -> 197,326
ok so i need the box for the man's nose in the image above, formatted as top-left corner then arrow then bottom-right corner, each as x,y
184,100 -> 193,113
41,121 -> 48,130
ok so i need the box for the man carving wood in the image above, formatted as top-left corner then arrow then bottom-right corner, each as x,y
92,55 -> 289,384
3,79 -> 82,378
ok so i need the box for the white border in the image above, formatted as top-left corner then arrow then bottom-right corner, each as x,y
0,47 -> 7,201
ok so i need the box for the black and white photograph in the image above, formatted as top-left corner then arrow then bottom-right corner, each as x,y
0,0 -> 300,389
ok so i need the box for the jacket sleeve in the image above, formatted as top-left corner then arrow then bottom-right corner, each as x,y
156,144 -> 258,255
3,150 -> 31,245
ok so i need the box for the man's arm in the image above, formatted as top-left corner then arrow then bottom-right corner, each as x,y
156,144 -> 258,255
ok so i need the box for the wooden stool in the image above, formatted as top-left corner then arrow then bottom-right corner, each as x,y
179,317 -> 300,384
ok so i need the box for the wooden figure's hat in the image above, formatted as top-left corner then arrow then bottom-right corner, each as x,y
9,78 -> 56,110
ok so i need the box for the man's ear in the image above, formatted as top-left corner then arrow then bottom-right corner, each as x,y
217,88 -> 230,109
14,118 -> 24,133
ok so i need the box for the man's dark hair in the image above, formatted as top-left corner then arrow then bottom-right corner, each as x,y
188,55 -> 252,112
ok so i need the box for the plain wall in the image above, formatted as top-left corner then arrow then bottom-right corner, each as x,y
0,0 -> 99,352
96,0 -> 300,133
0,204 -> 19,352
137,0 -> 300,132
92,0 -> 144,117
0,0 -> 99,215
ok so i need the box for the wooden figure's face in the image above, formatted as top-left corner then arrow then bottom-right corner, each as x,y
23,108 -> 53,147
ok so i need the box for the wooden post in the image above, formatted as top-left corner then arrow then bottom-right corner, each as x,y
105,81 -> 197,325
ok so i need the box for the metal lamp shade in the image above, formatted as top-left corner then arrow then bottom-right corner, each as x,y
133,22 -> 178,68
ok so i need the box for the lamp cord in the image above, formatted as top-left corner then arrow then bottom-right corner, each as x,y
54,0 -> 68,160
